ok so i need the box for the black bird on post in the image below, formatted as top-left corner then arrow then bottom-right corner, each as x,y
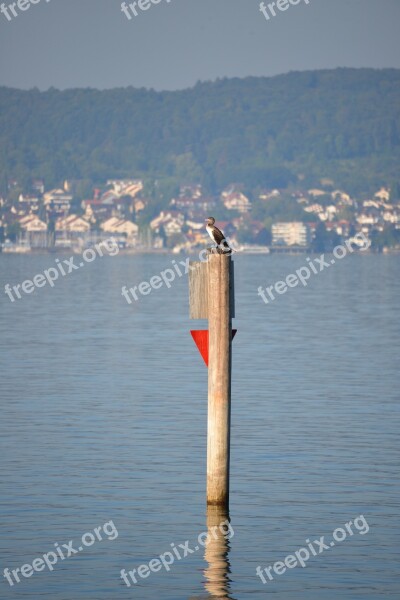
205,217 -> 233,254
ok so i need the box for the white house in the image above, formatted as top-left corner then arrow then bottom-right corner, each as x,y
363,200 -> 381,209
43,189 -> 73,213
332,190 -> 352,204
19,215 -> 47,232
222,191 -> 252,213
308,189 -> 326,198
374,187 -> 390,202
186,219 -> 204,230
19,194 -> 40,205
100,190 -> 119,205
150,211 -> 185,236
383,211 -> 398,224
259,189 -> 280,201
356,214 -> 378,225
164,219 -> 184,237
56,215 -> 91,233
100,217 -> 138,236
106,179 -> 143,198
179,184 -> 202,199
272,222 -> 310,247
304,203 -> 324,215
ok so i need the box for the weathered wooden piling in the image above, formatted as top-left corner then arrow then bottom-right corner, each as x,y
189,251 -> 235,509
207,254 -> 232,506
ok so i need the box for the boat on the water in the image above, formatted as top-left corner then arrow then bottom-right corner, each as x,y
236,244 -> 270,254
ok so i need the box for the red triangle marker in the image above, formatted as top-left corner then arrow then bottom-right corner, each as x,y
190,330 -> 237,367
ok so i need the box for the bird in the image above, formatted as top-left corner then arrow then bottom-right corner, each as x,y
205,217 -> 233,254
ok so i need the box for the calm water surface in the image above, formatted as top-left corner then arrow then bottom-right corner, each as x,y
1,253 -> 399,599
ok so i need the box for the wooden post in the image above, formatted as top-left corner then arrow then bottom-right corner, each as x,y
189,251 -> 234,509
207,253 -> 232,507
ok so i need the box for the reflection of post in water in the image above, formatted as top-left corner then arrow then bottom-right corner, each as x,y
203,505 -> 234,599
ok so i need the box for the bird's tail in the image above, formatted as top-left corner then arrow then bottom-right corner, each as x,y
219,239 -> 234,254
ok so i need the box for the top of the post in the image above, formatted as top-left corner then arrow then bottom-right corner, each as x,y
207,247 -> 233,257
189,248 -> 235,319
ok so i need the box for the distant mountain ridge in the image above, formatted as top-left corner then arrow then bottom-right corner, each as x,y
1,68 -> 399,195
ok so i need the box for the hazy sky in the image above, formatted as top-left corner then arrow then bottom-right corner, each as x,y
0,0 -> 399,90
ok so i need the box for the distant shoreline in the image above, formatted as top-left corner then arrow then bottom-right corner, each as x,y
1,248 -> 398,257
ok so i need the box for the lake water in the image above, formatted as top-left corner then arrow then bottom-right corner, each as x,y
1,252 -> 399,599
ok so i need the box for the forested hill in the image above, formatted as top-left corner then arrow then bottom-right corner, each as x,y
1,68 -> 399,195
